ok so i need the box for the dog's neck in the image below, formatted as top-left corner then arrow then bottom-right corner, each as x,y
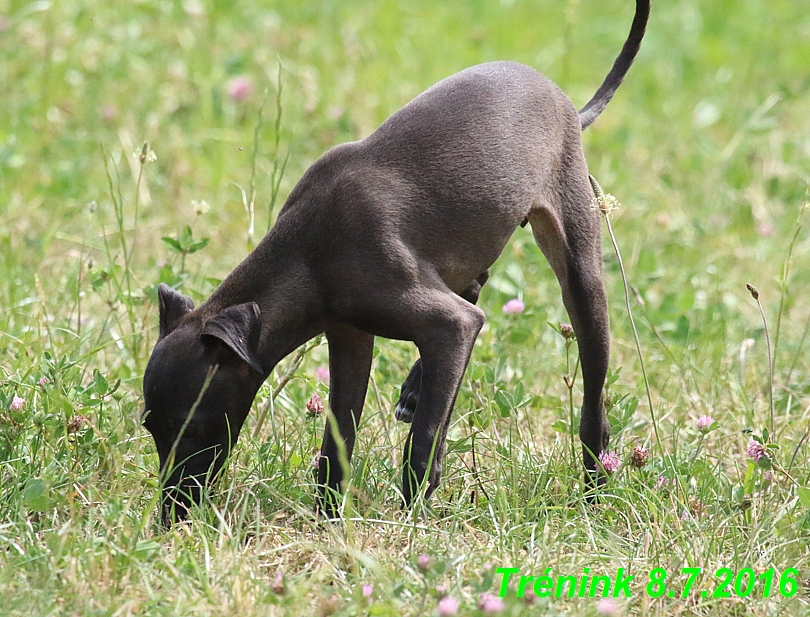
202,218 -> 325,377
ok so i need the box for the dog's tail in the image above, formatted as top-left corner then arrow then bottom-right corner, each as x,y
577,0 -> 650,130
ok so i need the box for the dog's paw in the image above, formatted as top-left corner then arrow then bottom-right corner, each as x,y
395,359 -> 421,423
395,400 -> 415,423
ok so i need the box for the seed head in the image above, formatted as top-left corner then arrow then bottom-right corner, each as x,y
629,445 -> 649,468
67,415 -> 89,433
593,193 -> 620,216
138,142 -> 157,164
192,199 -> 210,216
746,283 -> 759,300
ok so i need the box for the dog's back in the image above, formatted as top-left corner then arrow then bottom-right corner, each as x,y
278,62 -> 582,294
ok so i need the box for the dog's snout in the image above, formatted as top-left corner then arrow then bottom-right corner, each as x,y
157,446 -> 226,525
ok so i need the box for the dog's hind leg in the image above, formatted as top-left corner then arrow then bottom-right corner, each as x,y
317,324 -> 375,517
528,163 -> 610,496
394,270 -> 490,423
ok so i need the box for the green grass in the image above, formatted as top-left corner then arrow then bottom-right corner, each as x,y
1,0 -> 810,615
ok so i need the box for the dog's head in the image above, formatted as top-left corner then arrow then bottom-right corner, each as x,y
143,284 -> 264,526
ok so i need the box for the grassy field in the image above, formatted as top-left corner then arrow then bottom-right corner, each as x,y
2,0 -> 810,615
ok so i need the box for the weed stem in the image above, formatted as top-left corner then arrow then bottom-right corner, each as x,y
590,175 -> 679,484
747,284 -> 774,435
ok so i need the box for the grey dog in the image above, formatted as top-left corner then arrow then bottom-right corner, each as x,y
143,0 -> 650,524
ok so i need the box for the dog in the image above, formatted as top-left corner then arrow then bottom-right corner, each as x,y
143,0 -> 649,524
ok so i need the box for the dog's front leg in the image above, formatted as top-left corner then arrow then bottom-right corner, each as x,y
317,325 -> 374,517
395,271 -> 490,423
401,289 -> 484,506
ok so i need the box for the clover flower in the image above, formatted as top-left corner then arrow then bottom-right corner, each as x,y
437,595 -> 459,616
227,76 -> 253,101
478,592 -> 504,614
596,597 -> 619,615
306,393 -> 325,416
746,437 -> 768,462
417,554 -> 430,572
314,366 -> 330,384
560,322 -> 575,340
502,298 -> 525,314
271,571 -> 284,595
654,476 -> 676,490
598,450 -> 621,474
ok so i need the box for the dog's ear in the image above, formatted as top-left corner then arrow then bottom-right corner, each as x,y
158,283 -> 195,338
201,303 -> 263,374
